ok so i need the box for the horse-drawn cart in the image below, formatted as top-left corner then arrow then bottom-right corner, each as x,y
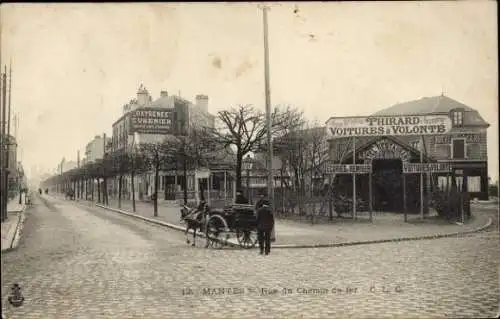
180,203 -> 258,249
205,204 -> 258,249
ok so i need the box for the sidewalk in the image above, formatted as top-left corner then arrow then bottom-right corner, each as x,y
70,196 -> 493,248
1,196 -> 27,252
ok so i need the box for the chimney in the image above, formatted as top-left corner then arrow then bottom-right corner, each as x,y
195,94 -> 209,112
137,84 -> 150,107
160,90 -> 169,98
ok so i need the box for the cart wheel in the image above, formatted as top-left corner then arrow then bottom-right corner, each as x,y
236,229 -> 258,249
206,216 -> 225,249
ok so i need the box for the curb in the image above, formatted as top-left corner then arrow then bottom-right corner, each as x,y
95,204 -> 241,248
2,208 -> 27,253
95,203 -> 493,249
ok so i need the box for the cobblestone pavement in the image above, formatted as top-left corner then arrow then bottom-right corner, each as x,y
1,195 -> 498,319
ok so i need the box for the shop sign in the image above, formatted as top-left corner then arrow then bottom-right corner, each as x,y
129,107 -> 175,134
326,115 -> 452,138
434,134 -> 482,144
403,163 -> 452,173
324,164 -> 372,174
359,139 -> 413,162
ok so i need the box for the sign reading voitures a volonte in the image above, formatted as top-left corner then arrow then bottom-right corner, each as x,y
129,107 -> 174,134
326,115 -> 452,138
403,163 -> 452,173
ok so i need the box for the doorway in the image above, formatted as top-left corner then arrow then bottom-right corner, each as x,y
372,159 -> 403,212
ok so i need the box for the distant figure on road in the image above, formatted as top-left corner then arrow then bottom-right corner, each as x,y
45,188 -> 48,195
256,200 -> 274,255
235,189 -> 249,204
39,188 -> 42,195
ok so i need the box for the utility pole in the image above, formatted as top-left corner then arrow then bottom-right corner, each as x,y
261,5 -> 274,206
0,67 -> 6,222
7,61 -> 14,206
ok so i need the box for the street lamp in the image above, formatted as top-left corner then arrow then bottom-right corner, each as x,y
242,155 -> 253,203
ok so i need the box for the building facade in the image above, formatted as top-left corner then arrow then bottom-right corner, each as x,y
85,135 -> 111,163
1,135 -> 19,197
326,94 -> 490,213
109,86 -> 229,204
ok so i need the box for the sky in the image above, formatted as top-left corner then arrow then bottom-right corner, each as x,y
1,2 -> 498,182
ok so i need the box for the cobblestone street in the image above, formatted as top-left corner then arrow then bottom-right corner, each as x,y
1,195 -> 498,318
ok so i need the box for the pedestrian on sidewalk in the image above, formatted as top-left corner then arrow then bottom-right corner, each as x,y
256,200 -> 274,255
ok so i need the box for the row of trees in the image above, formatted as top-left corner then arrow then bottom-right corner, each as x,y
43,104 -> 330,215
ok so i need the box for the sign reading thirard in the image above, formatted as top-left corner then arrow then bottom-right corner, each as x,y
129,107 -> 174,134
326,115 -> 452,138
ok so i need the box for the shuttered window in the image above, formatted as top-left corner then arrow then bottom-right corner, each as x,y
467,176 -> 481,192
452,139 -> 466,159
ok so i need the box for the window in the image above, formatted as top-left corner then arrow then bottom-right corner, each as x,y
452,139 -> 466,159
438,176 -> 449,191
467,176 -> 481,192
451,110 -> 464,126
455,176 -> 464,192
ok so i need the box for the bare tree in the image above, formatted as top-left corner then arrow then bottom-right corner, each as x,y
101,140 -> 114,206
129,149 -> 147,213
275,120 -> 328,216
109,149 -> 132,209
210,104 -> 303,190
139,139 -> 176,216
163,127 -> 222,205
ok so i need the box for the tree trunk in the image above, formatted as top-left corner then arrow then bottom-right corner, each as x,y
97,179 -> 101,203
183,156 -> 188,205
91,178 -> 94,201
280,167 -> 285,217
131,170 -> 136,212
154,161 -> 159,216
118,174 -> 123,209
103,176 -> 109,206
236,152 -> 243,190
294,167 -> 301,214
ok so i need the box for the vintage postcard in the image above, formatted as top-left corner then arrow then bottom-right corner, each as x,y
0,2 -> 498,318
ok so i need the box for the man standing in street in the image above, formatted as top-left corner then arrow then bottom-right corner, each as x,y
254,191 -> 267,210
256,200 -> 274,255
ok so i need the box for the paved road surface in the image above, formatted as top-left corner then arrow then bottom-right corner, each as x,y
1,195 -> 498,318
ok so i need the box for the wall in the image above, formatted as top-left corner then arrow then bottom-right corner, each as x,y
87,136 -> 112,162
62,161 -> 77,173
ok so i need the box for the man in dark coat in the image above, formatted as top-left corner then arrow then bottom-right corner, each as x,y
254,192 -> 267,211
235,189 -> 249,204
256,200 -> 274,255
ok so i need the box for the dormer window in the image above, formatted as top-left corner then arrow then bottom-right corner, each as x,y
451,109 -> 464,126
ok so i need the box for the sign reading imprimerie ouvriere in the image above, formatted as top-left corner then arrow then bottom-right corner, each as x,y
326,115 -> 452,138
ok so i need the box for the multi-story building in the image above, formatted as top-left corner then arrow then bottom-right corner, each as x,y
110,85 -> 229,204
1,135 -> 19,197
326,94 -> 490,213
85,135 -> 111,163
60,160 -> 77,173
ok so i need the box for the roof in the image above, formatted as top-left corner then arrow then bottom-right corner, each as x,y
370,95 -> 489,127
150,96 -> 175,108
372,95 -> 474,115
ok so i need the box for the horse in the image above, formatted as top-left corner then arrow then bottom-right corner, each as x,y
65,189 -> 75,200
180,204 -> 208,247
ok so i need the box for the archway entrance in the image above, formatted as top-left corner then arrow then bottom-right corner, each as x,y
372,159 -> 403,212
